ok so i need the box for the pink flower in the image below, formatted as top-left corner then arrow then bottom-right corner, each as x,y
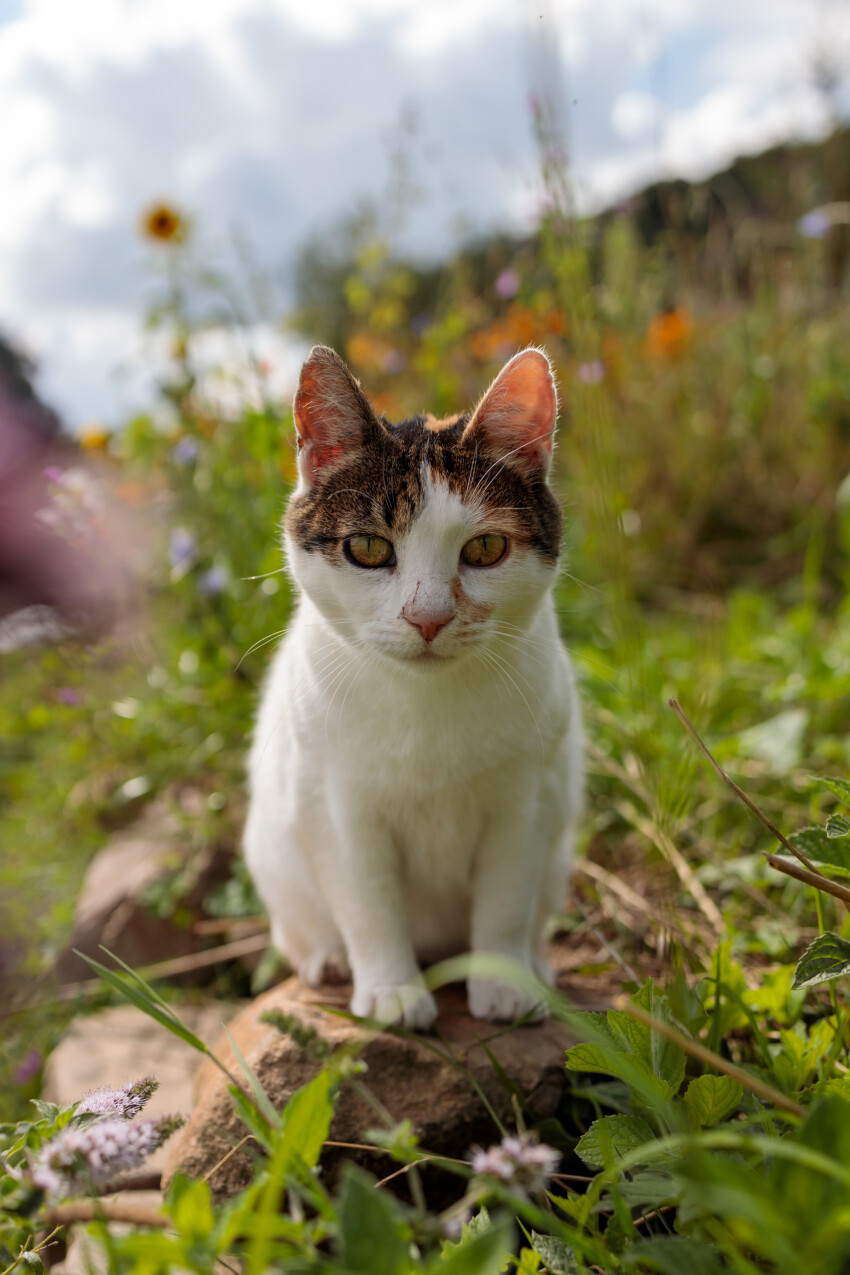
470,1132 -> 559,1193
76,1076 -> 158,1120
31,1114 -> 184,1200
577,360 -> 605,384
495,269 -> 520,300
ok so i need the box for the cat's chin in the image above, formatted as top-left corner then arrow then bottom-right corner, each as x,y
383,645 -> 461,670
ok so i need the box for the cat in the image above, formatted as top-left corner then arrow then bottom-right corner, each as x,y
244,344 -> 583,1028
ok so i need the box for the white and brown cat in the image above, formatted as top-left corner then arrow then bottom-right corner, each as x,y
244,345 -> 583,1028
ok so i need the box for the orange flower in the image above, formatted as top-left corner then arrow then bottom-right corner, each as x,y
140,202 -> 188,244
645,308 -> 694,359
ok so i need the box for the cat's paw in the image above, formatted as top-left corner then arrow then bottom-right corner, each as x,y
468,977 -> 546,1023
351,982 -> 438,1031
298,948 -> 351,987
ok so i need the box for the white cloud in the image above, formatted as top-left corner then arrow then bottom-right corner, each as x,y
0,0 -> 846,426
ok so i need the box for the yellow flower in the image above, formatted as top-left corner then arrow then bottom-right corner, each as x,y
79,423 -> 110,451
140,202 -> 188,244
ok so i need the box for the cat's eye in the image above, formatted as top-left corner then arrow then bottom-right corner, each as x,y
461,533 -> 507,568
345,535 -> 395,568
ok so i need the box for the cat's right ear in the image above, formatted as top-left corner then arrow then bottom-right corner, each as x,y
293,346 -> 380,486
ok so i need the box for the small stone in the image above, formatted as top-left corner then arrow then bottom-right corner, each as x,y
164,977 -> 574,1201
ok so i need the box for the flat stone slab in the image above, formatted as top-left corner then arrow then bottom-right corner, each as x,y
44,1001 -> 239,1172
164,977 -> 575,1201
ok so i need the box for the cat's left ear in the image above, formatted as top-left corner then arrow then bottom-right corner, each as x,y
293,345 -> 381,486
463,348 -> 558,477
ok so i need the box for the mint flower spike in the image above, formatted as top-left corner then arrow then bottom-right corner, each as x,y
76,1076 -> 159,1120
31,1114 -> 185,1201
470,1132 -> 559,1194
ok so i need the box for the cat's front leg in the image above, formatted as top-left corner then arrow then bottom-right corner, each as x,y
468,786 -> 552,1022
316,815 -> 437,1031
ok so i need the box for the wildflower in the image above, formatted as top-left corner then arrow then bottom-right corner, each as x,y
79,423 -> 110,452
76,1076 -> 158,1120
495,269 -> 520,300
57,688 -> 82,706
644,307 -> 693,360
13,1048 -> 41,1085
577,359 -> 605,384
198,563 -> 230,595
470,1132 -> 559,1194
42,466 -> 65,485
169,527 -> 196,570
171,435 -> 200,465
798,209 -> 831,240
31,1115 -> 185,1200
140,202 -> 187,244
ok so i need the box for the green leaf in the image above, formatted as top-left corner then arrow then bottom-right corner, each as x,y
29,1101 -> 60,1124
620,1236 -> 726,1274
575,1115 -> 657,1169
785,827 -> 850,875
793,932 -> 850,989
277,1067 -> 334,1175
827,813 -> 850,838
815,775 -> 850,807
529,1233 -> 580,1274
223,1026 -> 280,1130
74,950 -> 210,1054
683,1075 -> 743,1129
337,1166 -> 408,1275
566,981 -> 687,1107
436,1220 -> 513,1274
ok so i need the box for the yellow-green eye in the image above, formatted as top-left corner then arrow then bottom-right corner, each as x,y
345,535 -> 394,568
461,533 -> 507,568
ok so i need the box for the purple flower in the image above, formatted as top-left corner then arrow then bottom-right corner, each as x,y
577,359 -> 605,384
31,1114 -> 185,1200
13,1048 -> 41,1085
76,1076 -> 158,1120
198,563 -> 230,595
798,209 -> 831,240
495,269 -> 520,300
470,1132 -> 559,1194
57,687 -> 81,706
410,313 -> 432,336
171,436 -> 200,465
42,466 -> 65,485
169,527 -> 196,570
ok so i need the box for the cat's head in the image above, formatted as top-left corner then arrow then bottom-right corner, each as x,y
284,345 -> 562,667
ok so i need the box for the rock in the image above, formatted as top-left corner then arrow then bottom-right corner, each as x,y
54,791 -> 235,983
43,1001 -> 239,1173
164,977 -> 575,1202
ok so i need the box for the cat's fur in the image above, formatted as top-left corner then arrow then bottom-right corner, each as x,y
244,344 -> 583,1028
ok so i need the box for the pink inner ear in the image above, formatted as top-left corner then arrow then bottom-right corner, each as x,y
293,348 -> 367,481
468,349 -> 557,473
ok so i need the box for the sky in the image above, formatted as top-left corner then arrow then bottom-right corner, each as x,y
0,0 -> 847,428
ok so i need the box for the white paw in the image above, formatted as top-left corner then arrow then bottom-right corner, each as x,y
350,982 -> 438,1031
468,977 -> 546,1023
298,949 -> 351,987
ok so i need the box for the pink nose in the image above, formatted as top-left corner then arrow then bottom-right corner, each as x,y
402,610 -> 454,643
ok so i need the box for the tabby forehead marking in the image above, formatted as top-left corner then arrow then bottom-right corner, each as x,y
284,412 -> 562,563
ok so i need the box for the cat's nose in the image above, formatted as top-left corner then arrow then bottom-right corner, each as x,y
402,608 -> 455,643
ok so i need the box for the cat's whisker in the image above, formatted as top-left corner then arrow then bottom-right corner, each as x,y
235,629 -> 289,668
241,566 -> 286,581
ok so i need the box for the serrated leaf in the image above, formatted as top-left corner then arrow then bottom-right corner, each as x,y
575,1114 -> 656,1169
793,931 -> 850,989
565,982 -> 687,1107
785,827 -> 850,875
530,1232 -> 579,1274
814,775 -> 850,806
683,1075 -> 743,1129
827,813 -> 850,838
